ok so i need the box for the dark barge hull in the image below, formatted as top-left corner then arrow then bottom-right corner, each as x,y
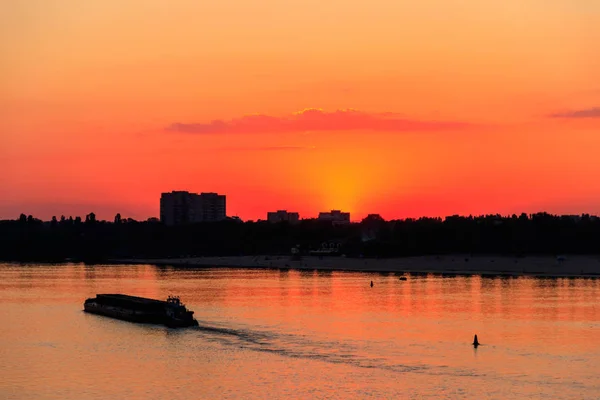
84,294 -> 199,328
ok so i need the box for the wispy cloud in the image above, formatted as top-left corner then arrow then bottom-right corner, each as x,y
217,145 -> 315,152
549,107 -> 600,118
258,146 -> 315,151
167,109 -> 469,134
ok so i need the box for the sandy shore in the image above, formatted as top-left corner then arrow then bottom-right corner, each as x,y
112,254 -> 600,277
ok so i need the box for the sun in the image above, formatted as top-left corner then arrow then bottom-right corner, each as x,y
316,165 -> 366,220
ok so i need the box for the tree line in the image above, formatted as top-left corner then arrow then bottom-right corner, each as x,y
0,212 -> 599,262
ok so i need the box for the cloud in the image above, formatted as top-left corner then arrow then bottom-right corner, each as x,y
258,146 -> 315,151
217,145 -> 315,152
549,107 -> 600,118
167,109 -> 469,134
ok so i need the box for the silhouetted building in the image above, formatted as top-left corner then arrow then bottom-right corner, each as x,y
160,191 -> 195,226
318,210 -> 350,225
267,210 -> 300,224
160,191 -> 226,226
196,192 -> 227,222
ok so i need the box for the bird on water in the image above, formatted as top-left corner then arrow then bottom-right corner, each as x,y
473,334 -> 480,348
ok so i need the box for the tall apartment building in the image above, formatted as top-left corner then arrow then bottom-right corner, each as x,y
160,191 -> 226,226
196,192 -> 227,222
267,210 -> 300,224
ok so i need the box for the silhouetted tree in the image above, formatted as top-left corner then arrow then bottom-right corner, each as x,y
519,213 -> 528,221
51,216 -> 58,228
114,213 -> 122,224
1,212 -> 600,263
85,213 -> 96,224
361,214 -> 385,223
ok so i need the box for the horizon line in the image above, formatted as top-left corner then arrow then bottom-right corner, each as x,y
5,211 -> 599,224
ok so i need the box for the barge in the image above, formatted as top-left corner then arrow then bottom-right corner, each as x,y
84,294 -> 199,328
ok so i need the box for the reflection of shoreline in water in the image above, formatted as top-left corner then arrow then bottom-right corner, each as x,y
112,255 -> 600,278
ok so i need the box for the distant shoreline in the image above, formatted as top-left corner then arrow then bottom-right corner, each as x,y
109,254 -> 600,278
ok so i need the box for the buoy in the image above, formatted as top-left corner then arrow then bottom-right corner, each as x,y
370,281 -> 373,287
473,334 -> 480,347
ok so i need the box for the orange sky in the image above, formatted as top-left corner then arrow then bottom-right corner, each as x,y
1,0 -> 600,221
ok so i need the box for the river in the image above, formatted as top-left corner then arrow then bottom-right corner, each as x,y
1,263 -> 599,399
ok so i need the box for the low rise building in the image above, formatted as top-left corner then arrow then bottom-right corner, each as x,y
267,210 -> 300,224
318,210 -> 350,225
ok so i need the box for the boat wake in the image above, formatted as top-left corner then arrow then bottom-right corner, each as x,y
192,321 -> 480,377
195,323 -> 274,346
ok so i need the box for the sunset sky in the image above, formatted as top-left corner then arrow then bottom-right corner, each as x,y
2,0 -> 600,221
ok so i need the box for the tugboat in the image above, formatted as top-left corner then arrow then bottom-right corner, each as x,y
84,294 -> 199,328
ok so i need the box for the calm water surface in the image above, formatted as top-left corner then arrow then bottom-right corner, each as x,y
1,263 -> 599,399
